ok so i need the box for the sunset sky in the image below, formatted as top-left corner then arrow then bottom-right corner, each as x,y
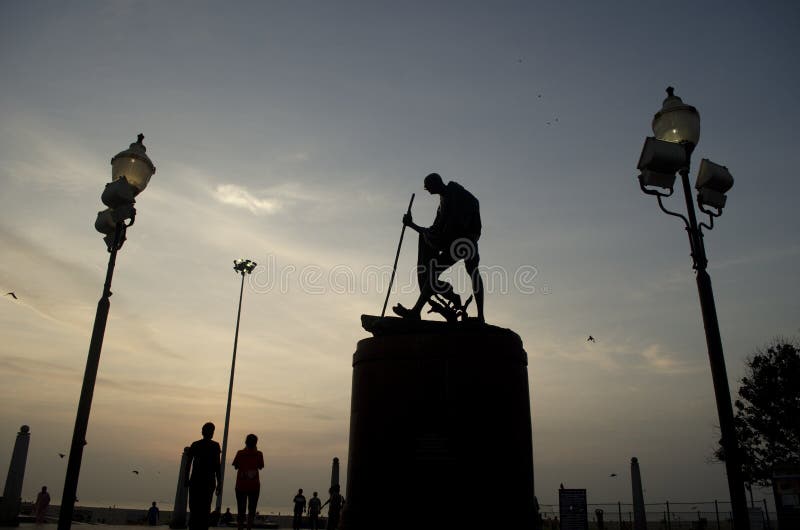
1,0 -> 799,515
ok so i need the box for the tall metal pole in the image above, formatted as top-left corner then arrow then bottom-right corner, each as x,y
678,168 -> 749,530
216,270 -> 247,515
58,222 -> 123,530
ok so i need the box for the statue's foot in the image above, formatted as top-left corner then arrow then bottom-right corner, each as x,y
392,304 -> 420,320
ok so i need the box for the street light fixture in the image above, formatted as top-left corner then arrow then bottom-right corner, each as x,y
636,88 -> 748,530
58,135 -> 156,530
216,258 -> 257,516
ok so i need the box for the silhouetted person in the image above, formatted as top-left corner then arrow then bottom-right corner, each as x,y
232,434 -> 264,530
147,501 -> 160,526
320,485 -> 344,530
34,486 -> 50,524
292,488 -> 306,530
394,172 -> 485,322
184,422 -> 222,530
307,492 -> 322,530
221,508 -> 233,526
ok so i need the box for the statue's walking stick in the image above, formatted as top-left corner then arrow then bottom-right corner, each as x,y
381,193 -> 415,317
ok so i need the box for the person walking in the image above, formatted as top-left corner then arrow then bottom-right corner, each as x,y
320,485 -> 343,530
232,434 -> 264,530
184,422 -> 222,530
292,488 -> 307,530
147,501 -> 160,526
307,492 -> 322,530
34,486 -> 50,524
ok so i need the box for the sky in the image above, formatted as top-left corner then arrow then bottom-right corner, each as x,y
1,0 -> 799,516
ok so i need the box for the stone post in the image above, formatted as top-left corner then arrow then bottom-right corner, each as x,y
0,426 -> 31,527
330,457 -> 340,488
631,457 -> 647,530
169,447 -> 190,529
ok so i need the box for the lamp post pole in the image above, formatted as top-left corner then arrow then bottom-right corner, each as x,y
58,135 -> 156,530
677,165 -> 749,529
637,89 -> 748,530
58,222 -> 123,530
216,259 -> 257,516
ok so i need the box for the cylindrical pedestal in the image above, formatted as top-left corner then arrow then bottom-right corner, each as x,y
342,325 -> 535,530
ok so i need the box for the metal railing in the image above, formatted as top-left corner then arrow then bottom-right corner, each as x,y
539,499 -> 773,529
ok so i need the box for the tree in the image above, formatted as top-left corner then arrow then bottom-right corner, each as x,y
716,338 -> 800,487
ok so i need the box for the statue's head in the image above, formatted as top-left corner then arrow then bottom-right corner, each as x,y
424,173 -> 445,194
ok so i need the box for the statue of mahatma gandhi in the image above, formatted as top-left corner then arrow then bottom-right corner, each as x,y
392,173 -> 485,323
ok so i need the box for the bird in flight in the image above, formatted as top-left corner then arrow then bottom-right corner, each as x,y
587,336 -> 596,342
609,473 -> 617,477
132,470 -> 139,475
5,292 -> 17,299
58,453 -> 66,459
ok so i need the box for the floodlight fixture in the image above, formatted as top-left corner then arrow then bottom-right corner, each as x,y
233,259 -> 257,274
637,136 -> 687,191
652,87 -> 701,147
696,159 -> 734,214
101,177 -> 138,209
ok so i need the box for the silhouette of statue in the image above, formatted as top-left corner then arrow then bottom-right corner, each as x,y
184,422 -> 222,530
393,173 -> 485,322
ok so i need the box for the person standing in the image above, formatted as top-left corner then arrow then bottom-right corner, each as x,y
232,434 -> 264,530
34,486 -> 50,524
147,501 -> 160,526
292,489 -> 306,530
184,422 -> 222,530
307,492 -> 322,530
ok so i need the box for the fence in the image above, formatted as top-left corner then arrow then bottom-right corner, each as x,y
539,499 -> 774,529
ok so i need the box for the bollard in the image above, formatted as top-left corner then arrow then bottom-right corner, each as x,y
169,447 -> 190,529
0,426 -> 31,527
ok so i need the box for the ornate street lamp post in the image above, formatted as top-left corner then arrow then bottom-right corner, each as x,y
636,88 -> 747,530
215,259 -> 257,516
58,135 -> 156,530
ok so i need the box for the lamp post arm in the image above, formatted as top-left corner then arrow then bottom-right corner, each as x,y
656,195 -> 690,229
58,221 -> 124,530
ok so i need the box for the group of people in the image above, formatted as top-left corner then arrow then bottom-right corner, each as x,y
291,486 -> 344,530
184,422 -> 344,530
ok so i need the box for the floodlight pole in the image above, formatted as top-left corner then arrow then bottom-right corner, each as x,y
676,161 -> 750,530
216,265 -> 249,516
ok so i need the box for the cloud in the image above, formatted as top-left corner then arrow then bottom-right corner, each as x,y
640,343 -> 702,375
213,184 -> 283,215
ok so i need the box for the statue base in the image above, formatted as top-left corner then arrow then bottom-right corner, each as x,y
341,316 -> 536,530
